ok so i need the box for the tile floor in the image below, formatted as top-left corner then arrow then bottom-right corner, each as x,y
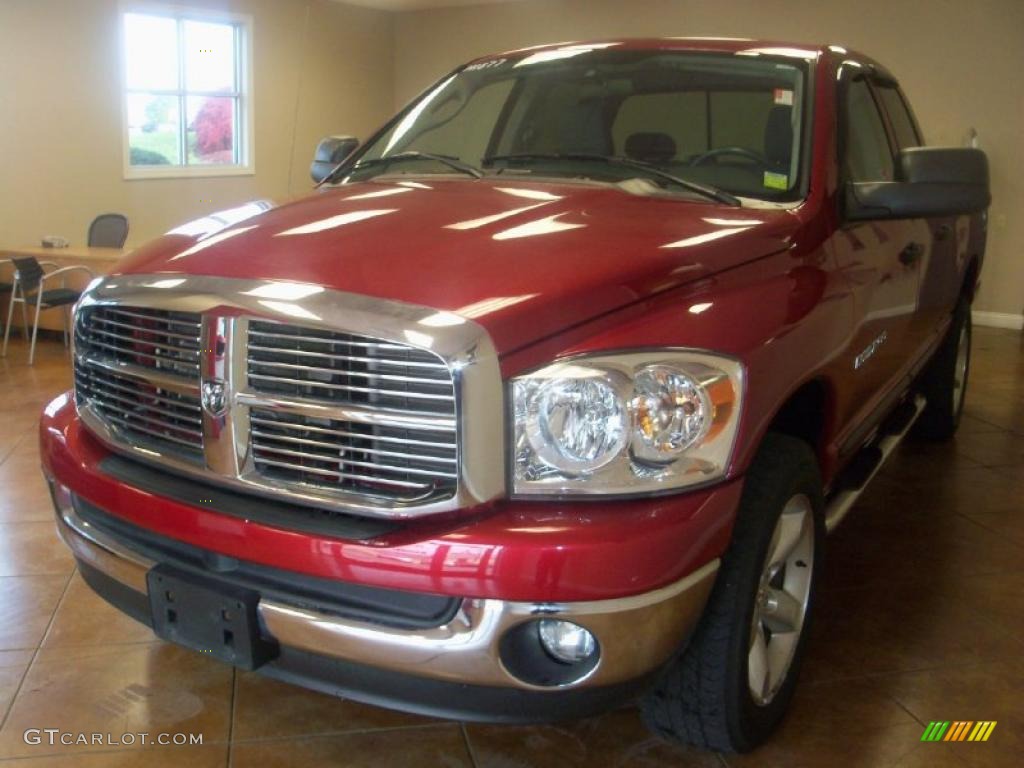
0,327 -> 1020,767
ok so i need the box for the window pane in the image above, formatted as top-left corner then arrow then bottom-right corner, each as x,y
184,20 -> 236,92
613,92 -> 707,158
188,96 -> 236,164
844,79 -> 895,182
124,14 -> 179,91
412,79 -> 514,162
710,91 -> 775,150
877,85 -> 920,149
127,93 -> 181,166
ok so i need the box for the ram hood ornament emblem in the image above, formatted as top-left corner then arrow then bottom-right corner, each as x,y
201,379 -> 228,417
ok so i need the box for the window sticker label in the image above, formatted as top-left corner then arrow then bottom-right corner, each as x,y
465,58 -> 508,72
763,171 -> 789,190
773,88 -> 794,106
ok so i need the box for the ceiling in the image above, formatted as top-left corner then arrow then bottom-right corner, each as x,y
337,0 -> 527,11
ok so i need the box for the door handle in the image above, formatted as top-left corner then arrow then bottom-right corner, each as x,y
899,242 -> 924,266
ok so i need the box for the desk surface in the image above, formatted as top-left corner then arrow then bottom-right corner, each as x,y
2,245 -> 130,262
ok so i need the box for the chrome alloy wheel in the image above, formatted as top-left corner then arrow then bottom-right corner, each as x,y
748,494 -> 815,706
953,322 -> 970,414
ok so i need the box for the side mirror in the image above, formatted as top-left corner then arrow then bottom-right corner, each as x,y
845,147 -> 990,221
310,136 -> 359,183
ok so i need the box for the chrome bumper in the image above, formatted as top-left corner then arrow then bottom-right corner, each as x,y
54,492 -> 718,692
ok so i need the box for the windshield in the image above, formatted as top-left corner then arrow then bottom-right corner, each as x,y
344,47 -> 809,202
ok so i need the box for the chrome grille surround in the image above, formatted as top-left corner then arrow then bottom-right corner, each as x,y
72,275 -> 505,520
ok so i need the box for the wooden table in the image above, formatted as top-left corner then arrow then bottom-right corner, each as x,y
1,246 -> 128,333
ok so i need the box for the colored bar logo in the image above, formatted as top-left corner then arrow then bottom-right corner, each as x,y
921,721 -> 997,742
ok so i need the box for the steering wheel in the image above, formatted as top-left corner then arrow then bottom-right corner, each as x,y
690,146 -> 770,167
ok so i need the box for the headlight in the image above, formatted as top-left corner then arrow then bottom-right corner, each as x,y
524,374 -> 629,474
511,351 -> 743,496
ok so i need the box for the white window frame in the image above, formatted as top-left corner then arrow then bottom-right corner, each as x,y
120,3 -> 254,180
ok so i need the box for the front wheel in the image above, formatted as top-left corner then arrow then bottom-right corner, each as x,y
913,298 -> 972,441
641,433 -> 824,753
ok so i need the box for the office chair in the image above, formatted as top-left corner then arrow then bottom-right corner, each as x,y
88,213 -> 129,248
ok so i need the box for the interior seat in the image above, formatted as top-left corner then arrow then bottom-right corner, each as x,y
625,132 -> 677,164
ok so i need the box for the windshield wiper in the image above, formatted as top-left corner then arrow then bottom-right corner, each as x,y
347,151 -> 483,180
483,153 -> 740,206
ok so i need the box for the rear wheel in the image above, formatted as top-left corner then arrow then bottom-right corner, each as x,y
913,298 -> 971,441
641,433 -> 824,752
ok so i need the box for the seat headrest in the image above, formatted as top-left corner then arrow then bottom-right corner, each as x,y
764,106 -> 793,169
625,132 -> 677,164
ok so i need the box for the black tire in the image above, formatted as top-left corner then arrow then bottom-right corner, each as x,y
641,433 -> 824,753
913,298 -> 971,441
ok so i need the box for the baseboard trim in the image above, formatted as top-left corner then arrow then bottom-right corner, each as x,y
973,311 -> 1024,330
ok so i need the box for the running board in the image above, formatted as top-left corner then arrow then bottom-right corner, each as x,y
824,394 -> 927,532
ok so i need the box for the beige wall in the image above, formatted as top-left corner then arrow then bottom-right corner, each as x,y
393,0 -> 1024,319
0,0 -> 394,248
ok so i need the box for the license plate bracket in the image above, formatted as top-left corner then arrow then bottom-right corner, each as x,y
147,564 -> 278,670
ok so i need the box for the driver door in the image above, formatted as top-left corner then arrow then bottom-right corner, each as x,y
828,72 -> 924,449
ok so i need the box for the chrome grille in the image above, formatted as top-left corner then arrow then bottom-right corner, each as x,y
74,307 -> 203,460
250,409 -> 457,501
70,275 -> 505,520
246,321 -> 458,502
247,321 -> 455,416
77,306 -> 201,378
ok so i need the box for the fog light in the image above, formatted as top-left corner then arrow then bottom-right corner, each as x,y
537,619 -> 596,664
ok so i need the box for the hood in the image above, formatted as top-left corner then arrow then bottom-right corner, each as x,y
115,178 -> 799,354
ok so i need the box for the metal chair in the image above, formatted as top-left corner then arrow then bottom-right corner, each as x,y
1,257 -> 95,364
88,213 -> 129,248
0,258 -> 13,336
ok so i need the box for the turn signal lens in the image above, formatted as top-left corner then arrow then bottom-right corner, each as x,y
630,365 -> 711,463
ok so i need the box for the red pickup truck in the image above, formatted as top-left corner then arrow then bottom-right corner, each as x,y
42,39 -> 989,752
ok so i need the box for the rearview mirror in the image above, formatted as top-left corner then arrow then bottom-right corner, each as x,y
845,147 -> 989,221
310,136 -> 359,183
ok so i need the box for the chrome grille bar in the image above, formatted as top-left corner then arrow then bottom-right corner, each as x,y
247,359 -> 450,386
247,372 -> 455,403
253,457 -> 431,491
247,343 -> 448,370
100,307 -> 203,330
249,429 -> 457,464
248,413 -> 455,449
87,327 -> 201,358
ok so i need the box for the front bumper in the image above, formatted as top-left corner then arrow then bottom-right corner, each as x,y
53,485 -> 717,718
42,393 -> 737,719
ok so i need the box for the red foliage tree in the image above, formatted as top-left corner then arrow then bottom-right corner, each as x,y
192,98 -> 233,158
